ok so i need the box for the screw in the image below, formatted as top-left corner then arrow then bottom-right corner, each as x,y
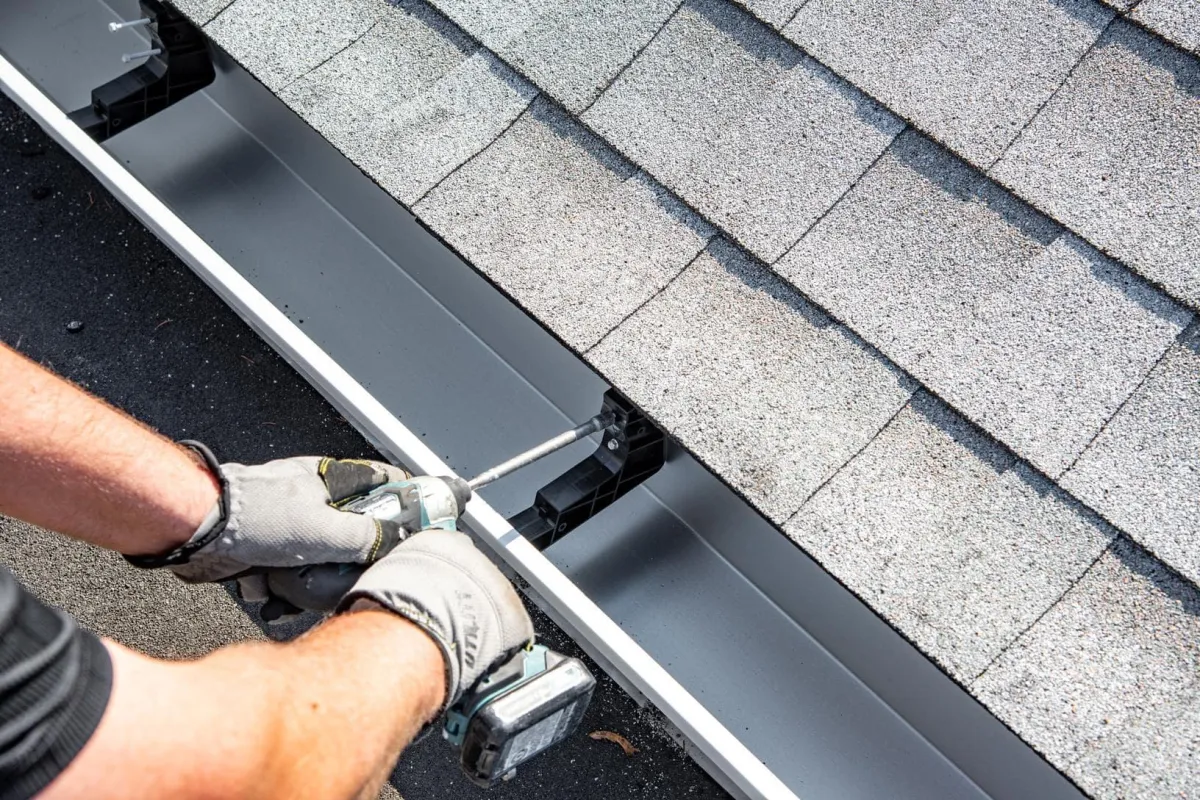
109,17 -> 151,32
121,47 -> 161,63
607,439 -> 620,451
66,320 -> 84,333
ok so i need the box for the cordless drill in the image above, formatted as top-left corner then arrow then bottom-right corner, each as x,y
263,413 -> 612,786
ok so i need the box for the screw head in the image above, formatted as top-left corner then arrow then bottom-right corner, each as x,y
66,320 -> 84,333
607,439 -> 620,451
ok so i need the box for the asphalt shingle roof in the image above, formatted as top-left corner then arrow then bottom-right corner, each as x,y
280,1 -> 535,204
991,20 -> 1200,308
777,130 -> 1191,478
427,0 -> 678,112
1062,323 -> 1200,586
787,393 -> 1115,682
205,0 -> 385,91
1131,0 -> 1200,55
589,238 -> 915,522
188,0 -> 1200,795
415,98 -> 713,350
785,0 -> 1113,166
583,0 -> 903,262
973,539 -> 1200,800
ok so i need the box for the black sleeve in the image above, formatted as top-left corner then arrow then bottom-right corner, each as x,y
0,565 -> 112,800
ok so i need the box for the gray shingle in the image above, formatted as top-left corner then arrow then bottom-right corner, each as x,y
734,0 -> 806,30
583,0 -> 903,262
786,395 -> 1116,681
414,99 -> 713,351
777,131 -> 1191,478
588,239 -> 915,522
991,20 -> 1200,309
425,0 -> 679,112
280,2 -> 536,205
1132,0 -> 1200,55
1062,324 -> 1200,586
784,0 -> 1112,166
171,0 -> 232,25
205,0 -> 387,91
973,540 -> 1200,800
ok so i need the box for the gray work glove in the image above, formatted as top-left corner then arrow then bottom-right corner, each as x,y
126,441 -> 409,584
337,530 -> 535,715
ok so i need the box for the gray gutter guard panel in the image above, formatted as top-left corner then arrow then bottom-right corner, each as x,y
1,3 -> 1087,798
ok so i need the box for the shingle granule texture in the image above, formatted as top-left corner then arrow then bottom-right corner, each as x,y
171,0 -> 232,25
777,131 -> 1191,478
973,540 -> 1200,800
280,1 -> 535,205
204,0 -> 387,92
1062,324 -> 1200,586
588,239 -> 915,523
583,0 -> 903,262
785,0 -> 1112,166
425,0 -> 679,112
735,0 -> 806,29
786,395 -> 1116,681
991,20 -> 1200,309
414,99 -> 713,351
1132,0 -> 1200,56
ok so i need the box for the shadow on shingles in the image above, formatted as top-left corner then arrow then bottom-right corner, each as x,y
1074,235 -> 1195,326
1111,536 -> 1200,619
707,237 -> 834,328
1183,320 -> 1200,354
389,0 -> 476,59
687,0 -> 900,136
909,392 -> 1016,475
909,394 -> 1121,537
478,46 -> 542,97
526,98 -> 713,238
890,131 -> 1060,245
530,97 -> 638,180
686,0 -> 803,71
1046,0 -> 1117,30
1105,16 -> 1200,100
636,171 -> 718,239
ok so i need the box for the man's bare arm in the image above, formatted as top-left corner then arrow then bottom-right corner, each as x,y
0,342 -> 216,555
44,606 -> 446,800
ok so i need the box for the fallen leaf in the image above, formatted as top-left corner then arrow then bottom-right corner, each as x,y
588,730 -> 638,757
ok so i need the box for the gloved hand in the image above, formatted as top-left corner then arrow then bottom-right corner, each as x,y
337,529 -> 535,715
126,441 -> 409,584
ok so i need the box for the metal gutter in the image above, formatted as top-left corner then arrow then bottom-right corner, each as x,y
0,5 -> 1089,797
0,51 -> 796,800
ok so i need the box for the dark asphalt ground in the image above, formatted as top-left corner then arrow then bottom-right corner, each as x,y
0,92 -> 728,800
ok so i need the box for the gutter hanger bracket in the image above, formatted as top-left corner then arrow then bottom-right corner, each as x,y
509,391 -> 666,550
68,0 -> 214,142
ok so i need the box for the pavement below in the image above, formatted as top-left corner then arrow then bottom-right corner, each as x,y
0,91 -> 729,800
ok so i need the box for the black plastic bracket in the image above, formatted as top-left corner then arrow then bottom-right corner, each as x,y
508,391 -> 667,550
68,0 -> 215,142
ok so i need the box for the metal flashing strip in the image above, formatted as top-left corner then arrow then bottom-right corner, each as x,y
0,52 -> 797,800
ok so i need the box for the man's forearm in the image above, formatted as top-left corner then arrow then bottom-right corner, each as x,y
44,606 -> 446,800
0,342 -> 217,555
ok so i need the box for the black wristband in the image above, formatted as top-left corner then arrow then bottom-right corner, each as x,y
123,440 -> 229,569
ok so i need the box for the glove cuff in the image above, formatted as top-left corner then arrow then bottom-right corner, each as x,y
124,440 -> 230,569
